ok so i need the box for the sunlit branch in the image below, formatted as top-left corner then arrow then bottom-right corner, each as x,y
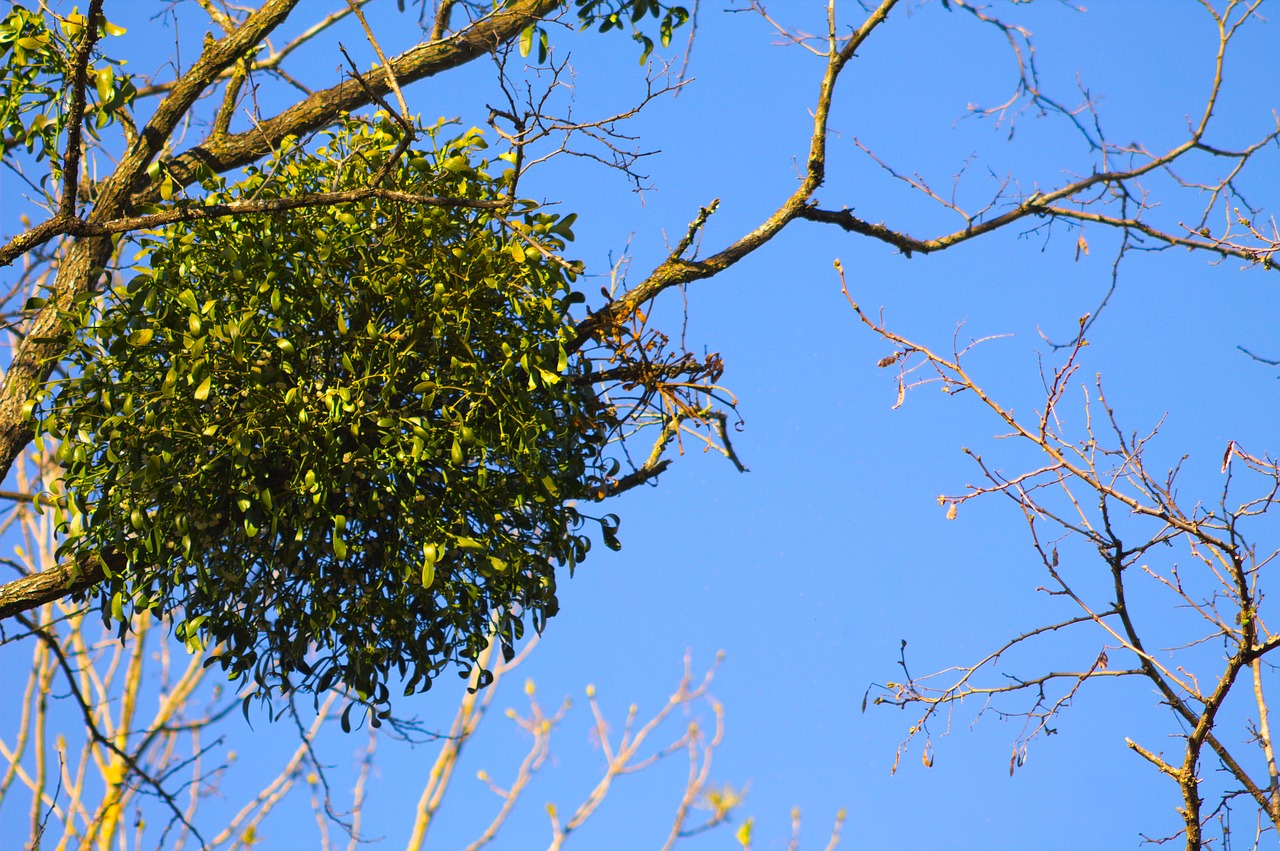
1,188 -> 509,267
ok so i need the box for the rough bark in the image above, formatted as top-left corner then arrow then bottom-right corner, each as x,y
0,556 -> 106,620
130,0 -> 563,205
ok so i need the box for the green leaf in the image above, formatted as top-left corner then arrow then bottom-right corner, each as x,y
62,13 -> 87,38
160,367 -> 177,396
441,156 -> 470,174
603,528 -> 621,551
421,544 -> 437,588
550,213 -> 578,240
95,67 -> 114,102
519,23 -> 535,58
127,329 -> 154,346
193,375 -> 212,401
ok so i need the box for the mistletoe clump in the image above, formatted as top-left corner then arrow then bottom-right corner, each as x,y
35,115 -> 617,712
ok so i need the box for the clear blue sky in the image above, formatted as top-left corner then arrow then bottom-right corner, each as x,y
3,2 -> 1278,849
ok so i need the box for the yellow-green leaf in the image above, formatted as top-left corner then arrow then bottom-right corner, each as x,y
96,67 -> 114,102
421,546 -> 436,587
441,156 -> 470,174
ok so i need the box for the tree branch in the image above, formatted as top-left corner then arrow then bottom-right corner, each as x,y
128,0 -> 562,207
0,556 -> 108,622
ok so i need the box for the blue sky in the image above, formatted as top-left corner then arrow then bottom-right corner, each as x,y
3,2 -> 1278,849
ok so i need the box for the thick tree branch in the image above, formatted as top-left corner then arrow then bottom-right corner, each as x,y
128,0 -> 562,206
0,556 -> 108,621
0,0 -> 304,495
4,188 -> 510,258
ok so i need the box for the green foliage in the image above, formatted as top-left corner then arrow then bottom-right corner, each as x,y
575,0 -> 690,63
519,1 -> 690,65
33,114 -> 617,713
0,5 -> 134,171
